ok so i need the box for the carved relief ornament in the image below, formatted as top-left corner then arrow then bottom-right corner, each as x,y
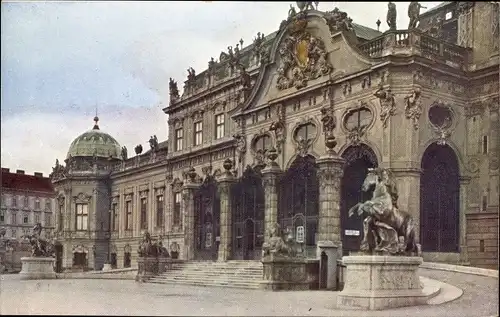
111,196 -> 119,204
317,167 -> 342,190
373,85 -> 396,128
276,18 -> 333,90
73,193 -> 91,203
139,190 -> 148,199
404,87 -> 423,130
268,104 -> 286,153
250,130 -> 272,166
172,177 -> 183,193
233,133 -> 247,162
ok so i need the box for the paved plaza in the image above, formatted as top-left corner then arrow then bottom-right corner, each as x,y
0,268 -> 498,316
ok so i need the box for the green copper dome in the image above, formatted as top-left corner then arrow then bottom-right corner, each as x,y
66,117 -> 122,160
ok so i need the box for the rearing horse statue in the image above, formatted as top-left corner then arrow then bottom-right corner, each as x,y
348,168 -> 421,256
296,1 -> 319,12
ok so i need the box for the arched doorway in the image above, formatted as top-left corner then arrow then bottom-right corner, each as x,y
279,155 -> 319,257
340,144 -> 378,254
420,143 -> 460,252
54,242 -> 63,273
194,175 -> 220,260
232,166 -> 265,260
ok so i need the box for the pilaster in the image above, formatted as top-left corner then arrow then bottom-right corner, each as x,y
316,153 -> 345,250
391,167 -> 422,241
217,159 -> 236,261
182,168 -> 199,260
261,149 -> 282,246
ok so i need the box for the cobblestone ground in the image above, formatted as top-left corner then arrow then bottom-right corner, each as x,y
0,268 -> 498,316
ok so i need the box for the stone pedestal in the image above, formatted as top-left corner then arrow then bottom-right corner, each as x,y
261,255 -> 318,291
218,169 -> 236,261
337,256 -> 438,310
317,241 -> 340,290
19,257 -> 56,280
102,263 -> 113,271
135,257 -> 159,282
158,257 -> 172,274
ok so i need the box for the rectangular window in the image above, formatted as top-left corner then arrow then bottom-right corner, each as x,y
35,213 -> 40,224
23,214 -> 29,224
112,203 -> 118,231
75,203 -> 88,231
215,114 -> 225,139
173,192 -> 182,226
482,135 -> 488,154
46,214 -> 52,227
125,201 -> 132,231
0,210 -> 4,223
194,121 -> 203,146
156,195 -> 164,228
11,212 -> 17,225
35,199 -> 41,210
11,229 -> 16,239
482,195 -> 488,211
140,198 -> 148,230
58,204 -> 64,231
45,200 -> 51,211
175,128 -> 183,151
12,196 -> 17,207
23,196 -> 29,208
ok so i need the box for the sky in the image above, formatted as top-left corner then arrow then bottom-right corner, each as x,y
1,1 -> 441,175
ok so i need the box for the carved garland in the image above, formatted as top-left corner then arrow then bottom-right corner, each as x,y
317,167 -> 342,190
404,88 -> 423,130
341,101 -> 374,146
268,104 -> 286,154
373,85 -> 396,128
73,193 -> 92,203
172,178 -> 183,193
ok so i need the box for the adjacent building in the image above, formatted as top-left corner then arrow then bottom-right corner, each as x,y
1,168 -> 56,238
50,2 -> 499,271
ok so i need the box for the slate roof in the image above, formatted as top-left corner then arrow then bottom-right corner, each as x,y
1,169 -> 54,193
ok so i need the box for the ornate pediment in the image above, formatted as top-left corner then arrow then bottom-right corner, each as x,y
276,22 -> 333,90
73,192 -> 92,203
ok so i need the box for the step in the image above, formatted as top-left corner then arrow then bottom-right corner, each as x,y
148,279 -> 261,289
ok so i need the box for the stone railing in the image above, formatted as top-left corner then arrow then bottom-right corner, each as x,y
358,29 -> 468,68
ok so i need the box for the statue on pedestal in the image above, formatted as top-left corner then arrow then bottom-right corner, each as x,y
262,223 -> 299,258
23,223 -> 55,257
348,168 -> 421,256
387,2 -> 397,30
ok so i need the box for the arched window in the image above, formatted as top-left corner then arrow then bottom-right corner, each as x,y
294,123 -> 317,142
253,134 -> 272,153
428,104 -> 453,129
343,107 -> 373,132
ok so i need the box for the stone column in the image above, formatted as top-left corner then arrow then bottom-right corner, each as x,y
182,168 -> 198,261
459,176 -> 471,263
217,159 -> 236,261
316,153 -> 345,248
261,148 -> 282,245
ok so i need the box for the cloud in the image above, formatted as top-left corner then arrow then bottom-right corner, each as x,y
1,1 -> 442,175
0,104 -> 167,175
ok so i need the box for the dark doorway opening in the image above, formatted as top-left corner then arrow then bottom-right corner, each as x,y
110,253 -> 117,269
319,251 -> 328,289
340,144 -> 378,255
55,244 -> 63,273
124,252 -> 131,268
420,143 -> 460,252
232,166 -> 265,260
194,175 -> 220,261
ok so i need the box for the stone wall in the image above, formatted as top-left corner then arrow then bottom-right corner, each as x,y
466,212 -> 499,269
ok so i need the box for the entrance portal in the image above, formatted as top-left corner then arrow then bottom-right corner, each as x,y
55,244 -> 63,273
340,144 -> 378,254
279,155 -> 319,257
194,176 -> 220,261
420,143 -> 460,252
232,166 -> 265,260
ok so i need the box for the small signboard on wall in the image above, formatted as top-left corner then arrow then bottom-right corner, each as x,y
296,226 -> 305,243
345,229 -> 360,236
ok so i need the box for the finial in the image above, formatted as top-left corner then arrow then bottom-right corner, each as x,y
376,19 -> 381,31
239,38 -> 244,48
93,115 -> 100,130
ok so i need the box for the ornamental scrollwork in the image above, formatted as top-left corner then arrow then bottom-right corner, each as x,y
276,16 -> 333,90
74,192 -> 92,203
172,178 -> 183,193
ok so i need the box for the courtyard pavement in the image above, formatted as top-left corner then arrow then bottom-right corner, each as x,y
0,268 -> 498,316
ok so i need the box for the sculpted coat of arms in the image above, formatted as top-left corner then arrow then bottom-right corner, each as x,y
276,20 -> 333,90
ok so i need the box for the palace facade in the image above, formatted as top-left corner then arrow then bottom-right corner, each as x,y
50,2 -> 499,271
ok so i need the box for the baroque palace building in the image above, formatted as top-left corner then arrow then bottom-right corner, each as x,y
50,1 -> 499,271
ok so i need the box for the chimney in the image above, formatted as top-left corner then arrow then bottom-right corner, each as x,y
34,172 -> 43,177
16,169 -> 25,174
1,168 -> 9,173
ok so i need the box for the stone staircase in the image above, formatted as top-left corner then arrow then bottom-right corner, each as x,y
147,260 -> 264,289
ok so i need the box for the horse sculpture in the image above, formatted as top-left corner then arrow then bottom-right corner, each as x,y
23,223 -> 55,257
348,168 -> 421,256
